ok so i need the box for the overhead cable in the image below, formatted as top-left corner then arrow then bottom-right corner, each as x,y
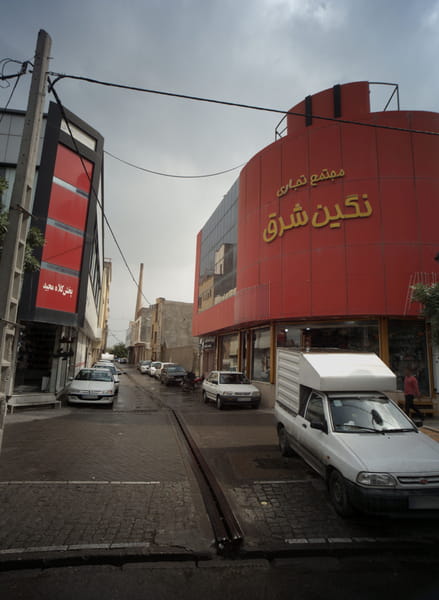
48,77 -> 152,307
104,150 -> 244,178
48,72 -> 439,137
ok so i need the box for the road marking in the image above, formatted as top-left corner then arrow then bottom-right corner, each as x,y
0,480 -> 161,485
252,479 -> 315,484
0,542 -> 151,555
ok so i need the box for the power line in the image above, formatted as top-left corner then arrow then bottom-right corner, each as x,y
104,150 -> 244,179
0,63 -> 29,125
48,72 -> 439,137
48,78 -> 152,308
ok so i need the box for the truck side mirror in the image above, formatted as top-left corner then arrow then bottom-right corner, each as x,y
310,419 -> 328,434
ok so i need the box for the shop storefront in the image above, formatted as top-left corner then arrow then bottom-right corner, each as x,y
193,81 -> 439,405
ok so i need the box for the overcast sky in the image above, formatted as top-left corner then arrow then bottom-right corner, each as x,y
1,0 -> 439,346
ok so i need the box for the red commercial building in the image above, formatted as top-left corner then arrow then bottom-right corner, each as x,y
192,81 -> 439,406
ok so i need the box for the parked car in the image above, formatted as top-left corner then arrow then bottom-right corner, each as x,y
95,359 -> 121,371
153,362 -> 175,379
148,361 -> 162,377
202,371 -> 261,410
118,357 -> 128,364
61,368 -> 116,406
137,360 -> 151,374
160,365 -> 187,386
93,365 -> 120,393
93,361 -> 121,388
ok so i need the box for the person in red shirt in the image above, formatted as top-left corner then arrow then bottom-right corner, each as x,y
404,369 -> 423,420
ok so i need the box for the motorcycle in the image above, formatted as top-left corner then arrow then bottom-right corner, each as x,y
181,373 -> 203,392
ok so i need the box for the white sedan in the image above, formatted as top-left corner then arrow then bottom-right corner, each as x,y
62,368 -> 116,406
202,370 -> 261,410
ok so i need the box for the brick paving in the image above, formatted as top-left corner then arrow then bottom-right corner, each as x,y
0,382 -> 213,558
1,371 -> 439,561
182,409 -> 439,552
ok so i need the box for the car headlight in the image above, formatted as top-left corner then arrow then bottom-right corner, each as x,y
356,472 -> 397,487
251,391 -> 261,397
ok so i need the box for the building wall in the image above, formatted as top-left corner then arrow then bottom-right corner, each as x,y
192,81 -> 439,404
0,105 -> 107,391
150,298 -> 199,371
193,82 -> 439,335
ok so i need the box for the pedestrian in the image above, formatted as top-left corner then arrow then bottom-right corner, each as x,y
404,369 -> 423,420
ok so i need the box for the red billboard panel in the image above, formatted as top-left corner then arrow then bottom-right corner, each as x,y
35,268 -> 79,313
35,144 -> 94,314
41,224 -> 83,272
47,183 -> 88,231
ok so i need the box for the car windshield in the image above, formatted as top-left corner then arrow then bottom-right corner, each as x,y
328,394 -> 416,433
94,367 -> 113,375
75,369 -> 113,382
167,366 -> 185,373
219,373 -> 250,385
95,362 -> 116,374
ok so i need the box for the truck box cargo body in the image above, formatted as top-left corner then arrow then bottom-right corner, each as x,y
276,350 -> 397,414
274,349 -> 439,517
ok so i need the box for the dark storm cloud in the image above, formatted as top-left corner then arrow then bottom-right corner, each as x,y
1,0 -> 438,340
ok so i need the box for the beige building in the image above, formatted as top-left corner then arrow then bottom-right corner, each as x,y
127,297 -> 199,373
150,298 -> 199,373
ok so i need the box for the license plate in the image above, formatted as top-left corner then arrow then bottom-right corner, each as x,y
409,496 -> 439,510
87,395 -> 99,400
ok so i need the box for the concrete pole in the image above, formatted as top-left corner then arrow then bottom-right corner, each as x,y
0,30 -> 52,451
135,263 -> 144,319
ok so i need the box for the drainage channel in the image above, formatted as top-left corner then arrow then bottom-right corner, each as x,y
122,372 -> 244,554
170,410 -> 243,556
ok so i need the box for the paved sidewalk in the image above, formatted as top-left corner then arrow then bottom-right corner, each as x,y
0,397 -> 213,563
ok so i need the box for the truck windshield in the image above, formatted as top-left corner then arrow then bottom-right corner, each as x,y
328,394 -> 416,433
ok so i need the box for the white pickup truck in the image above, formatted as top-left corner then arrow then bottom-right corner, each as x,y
274,349 -> 439,517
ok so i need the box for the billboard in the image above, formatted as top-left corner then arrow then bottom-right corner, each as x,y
19,102 -> 104,327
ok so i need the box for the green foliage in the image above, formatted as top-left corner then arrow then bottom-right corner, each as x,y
0,176 -> 8,194
110,342 -> 127,358
24,226 -> 45,271
0,176 -> 44,272
411,283 -> 439,345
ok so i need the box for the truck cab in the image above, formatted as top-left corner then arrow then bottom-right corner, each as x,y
275,350 -> 439,517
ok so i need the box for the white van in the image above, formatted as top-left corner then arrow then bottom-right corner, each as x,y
275,349 -> 439,517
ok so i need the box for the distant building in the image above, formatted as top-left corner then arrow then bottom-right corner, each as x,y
127,306 -> 153,366
150,298 -> 199,372
127,296 -> 199,372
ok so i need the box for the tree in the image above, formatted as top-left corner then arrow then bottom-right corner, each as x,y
110,343 -> 127,358
411,283 -> 439,345
0,176 -> 44,271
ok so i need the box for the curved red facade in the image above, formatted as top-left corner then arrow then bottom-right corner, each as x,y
193,81 -> 439,336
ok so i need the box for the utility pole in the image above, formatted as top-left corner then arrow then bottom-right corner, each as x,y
0,30 -> 52,451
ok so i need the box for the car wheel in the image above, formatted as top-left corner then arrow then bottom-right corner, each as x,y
251,401 -> 260,409
203,391 -> 209,404
328,470 -> 355,517
278,425 -> 294,457
216,395 -> 224,410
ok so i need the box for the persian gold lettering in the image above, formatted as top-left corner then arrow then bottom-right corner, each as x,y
276,168 -> 344,197
262,193 -> 373,242
262,213 -> 279,243
310,167 -> 345,187
311,204 -> 331,228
